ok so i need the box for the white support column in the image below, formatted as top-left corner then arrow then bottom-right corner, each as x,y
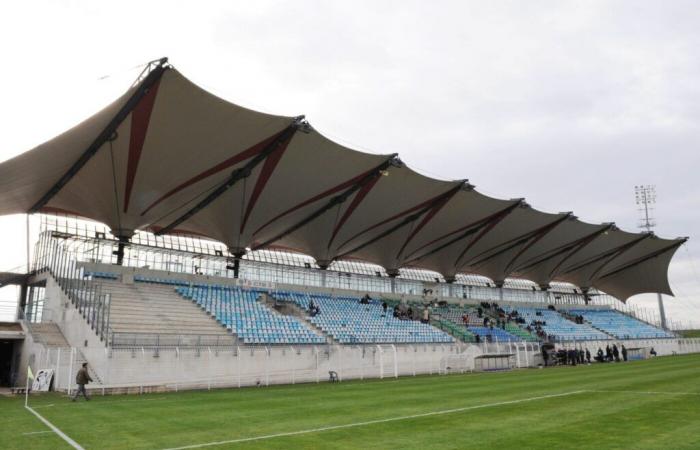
360,347 -> 365,381
524,343 -> 530,367
377,345 -> 384,379
55,348 -> 61,391
236,346 -> 241,388
315,347 -> 320,383
657,293 -> 668,330
339,345 -> 343,381
68,348 -> 75,396
412,346 -> 416,376
207,347 -> 212,390
391,344 -> 398,378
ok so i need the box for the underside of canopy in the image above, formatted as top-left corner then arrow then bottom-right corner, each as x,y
0,58 -> 687,301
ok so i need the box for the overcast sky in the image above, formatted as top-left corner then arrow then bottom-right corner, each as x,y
1,0 -> 699,326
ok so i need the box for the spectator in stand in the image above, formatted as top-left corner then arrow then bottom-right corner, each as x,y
475,334 -> 481,344
406,306 -> 413,320
381,301 -> 388,317
392,305 -> 399,318
422,306 -> 429,323
477,307 -> 483,318
585,348 -> 591,364
483,317 -> 489,327
360,294 -> 371,304
462,314 -> 469,330
621,345 -> 628,362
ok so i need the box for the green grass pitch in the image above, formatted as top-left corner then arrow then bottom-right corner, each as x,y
2,354 -> 699,450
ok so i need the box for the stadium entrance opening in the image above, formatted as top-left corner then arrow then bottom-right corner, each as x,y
0,340 -> 15,387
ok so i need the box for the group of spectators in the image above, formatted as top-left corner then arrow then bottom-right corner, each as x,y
543,343 -> 644,367
392,301 -> 431,323
593,344 -> 628,363
543,347 -> 590,366
566,313 -> 586,325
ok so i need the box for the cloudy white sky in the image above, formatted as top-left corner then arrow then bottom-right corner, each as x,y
1,0 -> 699,326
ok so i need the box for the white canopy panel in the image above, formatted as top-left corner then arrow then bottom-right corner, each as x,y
0,59 -> 686,301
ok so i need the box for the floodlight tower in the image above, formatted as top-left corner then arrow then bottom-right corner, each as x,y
635,185 -> 667,329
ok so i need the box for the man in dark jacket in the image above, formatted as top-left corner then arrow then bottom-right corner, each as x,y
621,345 -> 628,362
72,363 -> 93,401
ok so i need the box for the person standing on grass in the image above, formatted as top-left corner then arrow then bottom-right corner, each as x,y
612,344 -> 620,362
72,362 -> 92,401
621,345 -> 628,362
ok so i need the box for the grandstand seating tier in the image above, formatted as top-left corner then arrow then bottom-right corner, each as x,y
274,291 -> 454,344
504,306 -> 610,341
567,309 -> 674,340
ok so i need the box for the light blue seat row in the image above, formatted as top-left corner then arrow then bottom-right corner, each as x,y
135,275 -> 189,286
503,306 -> 610,341
467,326 -> 521,343
176,285 -> 326,345
274,291 -> 454,344
567,309 -> 674,339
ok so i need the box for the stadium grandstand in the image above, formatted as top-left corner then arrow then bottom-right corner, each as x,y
0,57 -> 698,401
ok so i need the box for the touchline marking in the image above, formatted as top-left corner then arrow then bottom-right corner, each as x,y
25,405 -> 85,450
22,430 -> 53,436
588,389 -> 700,396
160,390 -> 586,450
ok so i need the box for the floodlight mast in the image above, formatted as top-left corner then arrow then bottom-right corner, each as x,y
635,185 -> 656,232
634,185 -> 666,330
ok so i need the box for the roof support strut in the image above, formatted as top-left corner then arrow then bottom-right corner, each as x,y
334,182 -> 466,260
557,232 -> 653,284
511,223 -> 615,275
154,117 -> 305,236
29,57 -> 170,213
597,238 -> 688,280
251,155 -> 400,251
402,200 -> 521,265
462,213 -> 572,270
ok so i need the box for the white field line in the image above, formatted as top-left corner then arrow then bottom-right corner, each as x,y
160,390 -> 587,450
25,405 -> 85,450
587,389 -> 700,396
22,430 -> 53,436
30,403 -> 55,409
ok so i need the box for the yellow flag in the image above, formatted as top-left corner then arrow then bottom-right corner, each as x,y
27,365 -> 34,380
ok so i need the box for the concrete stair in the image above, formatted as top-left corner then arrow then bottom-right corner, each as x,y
262,295 -> 332,344
29,322 -> 70,347
28,322 -> 103,384
100,281 -> 232,337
